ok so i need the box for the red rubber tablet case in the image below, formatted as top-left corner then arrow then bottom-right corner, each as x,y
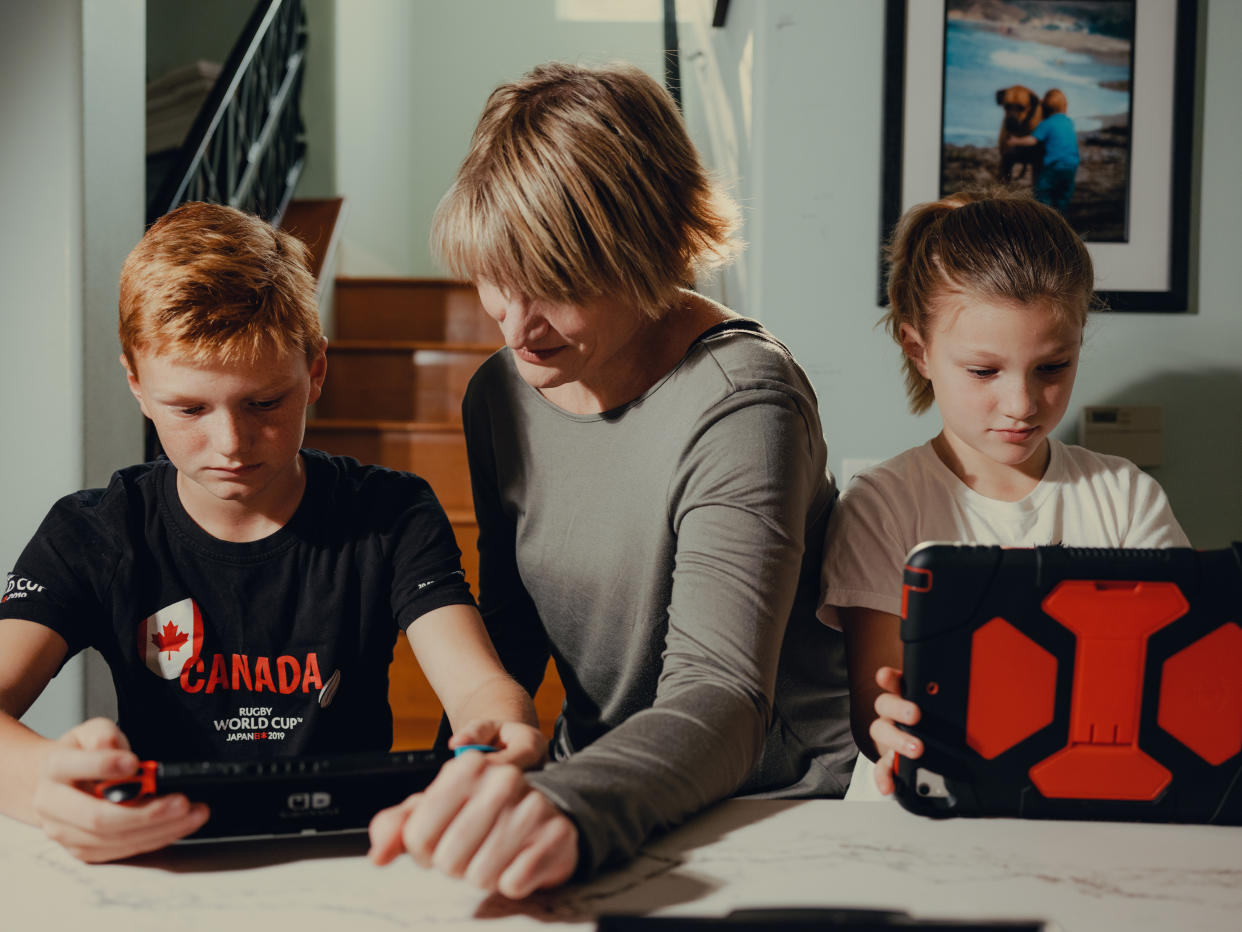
892,543 -> 1242,823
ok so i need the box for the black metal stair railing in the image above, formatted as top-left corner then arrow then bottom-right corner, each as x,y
146,0 -> 307,226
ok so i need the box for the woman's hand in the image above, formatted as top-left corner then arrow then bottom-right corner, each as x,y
31,718 -> 209,862
449,719 -> 548,770
368,750 -> 577,899
869,666 -> 924,796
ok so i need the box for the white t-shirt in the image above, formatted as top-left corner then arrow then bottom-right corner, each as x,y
818,438 -> 1189,801
819,438 -> 1190,625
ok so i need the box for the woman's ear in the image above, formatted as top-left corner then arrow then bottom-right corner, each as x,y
898,323 -> 930,379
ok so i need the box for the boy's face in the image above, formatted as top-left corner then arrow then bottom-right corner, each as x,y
123,342 -> 327,516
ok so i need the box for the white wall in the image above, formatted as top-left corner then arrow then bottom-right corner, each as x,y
681,0 -> 1242,549
299,0 -> 338,197
678,0 -> 758,312
333,0 -> 665,276
85,3 -> 147,493
82,0 -> 147,723
0,0 -> 88,737
1,1 -> 145,737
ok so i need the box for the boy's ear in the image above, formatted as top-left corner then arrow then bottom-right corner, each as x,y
306,339 -> 328,406
120,354 -> 152,419
898,323 -> 930,379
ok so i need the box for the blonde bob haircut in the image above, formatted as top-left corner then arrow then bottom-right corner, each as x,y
119,202 -> 322,370
432,61 -> 740,319
884,187 -> 1095,415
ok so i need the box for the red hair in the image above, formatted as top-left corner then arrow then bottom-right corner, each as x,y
119,202 -> 322,368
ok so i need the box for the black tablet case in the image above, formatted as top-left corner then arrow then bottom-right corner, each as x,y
892,543 -> 1242,823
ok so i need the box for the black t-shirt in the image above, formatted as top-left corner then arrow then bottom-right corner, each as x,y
0,450 -> 473,760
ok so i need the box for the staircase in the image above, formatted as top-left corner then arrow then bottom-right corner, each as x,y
284,201 -> 563,749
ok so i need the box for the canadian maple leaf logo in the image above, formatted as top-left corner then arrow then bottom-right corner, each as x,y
151,620 -> 189,658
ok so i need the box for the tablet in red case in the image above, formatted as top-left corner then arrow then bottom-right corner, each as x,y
893,543 -> 1242,824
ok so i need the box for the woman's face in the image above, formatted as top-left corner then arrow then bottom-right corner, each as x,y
476,280 -> 652,409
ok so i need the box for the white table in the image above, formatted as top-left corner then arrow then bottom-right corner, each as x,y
4,799 -> 1241,931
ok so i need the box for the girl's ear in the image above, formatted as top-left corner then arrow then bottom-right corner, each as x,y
898,323 -> 930,379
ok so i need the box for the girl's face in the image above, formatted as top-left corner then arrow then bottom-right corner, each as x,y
902,292 -> 1082,497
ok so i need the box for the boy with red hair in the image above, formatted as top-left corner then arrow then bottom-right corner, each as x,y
0,202 -> 543,862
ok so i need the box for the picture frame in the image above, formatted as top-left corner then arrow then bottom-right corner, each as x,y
879,0 -> 1198,311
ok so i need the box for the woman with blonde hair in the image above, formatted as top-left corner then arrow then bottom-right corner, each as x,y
368,61 -> 854,896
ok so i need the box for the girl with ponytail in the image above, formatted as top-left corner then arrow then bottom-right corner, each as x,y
817,188 -> 1188,798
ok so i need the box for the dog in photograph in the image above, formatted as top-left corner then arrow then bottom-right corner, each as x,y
996,84 -> 1043,183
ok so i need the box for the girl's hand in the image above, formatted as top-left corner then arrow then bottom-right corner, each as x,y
869,666 -> 924,795
32,718 -> 209,862
368,751 -> 577,899
450,720 -> 548,770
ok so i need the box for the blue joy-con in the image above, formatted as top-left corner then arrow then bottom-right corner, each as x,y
452,744 -> 497,756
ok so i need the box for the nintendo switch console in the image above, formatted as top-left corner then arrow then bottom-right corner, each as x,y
892,542 -> 1242,824
93,748 -> 452,841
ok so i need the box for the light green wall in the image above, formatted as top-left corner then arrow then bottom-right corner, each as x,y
685,0 -> 1241,549
332,0 -> 665,276
319,0 -> 1240,545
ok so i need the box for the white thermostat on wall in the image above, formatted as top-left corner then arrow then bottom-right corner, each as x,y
1078,405 -> 1163,467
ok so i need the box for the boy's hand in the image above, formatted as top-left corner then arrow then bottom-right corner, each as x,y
368,750 -> 577,899
870,666 -> 923,796
32,718 -> 208,862
449,720 -> 547,770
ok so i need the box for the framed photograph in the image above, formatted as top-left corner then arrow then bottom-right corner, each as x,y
880,0 -> 1198,311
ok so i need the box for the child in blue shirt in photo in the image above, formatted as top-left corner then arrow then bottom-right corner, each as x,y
1012,88 -> 1080,213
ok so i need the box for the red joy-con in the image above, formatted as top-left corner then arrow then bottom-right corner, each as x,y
91,761 -> 159,803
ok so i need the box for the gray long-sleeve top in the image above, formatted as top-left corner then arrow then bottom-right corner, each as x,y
462,319 -> 856,877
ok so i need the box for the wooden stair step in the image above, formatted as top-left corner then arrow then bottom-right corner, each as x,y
335,278 -> 498,344
319,275 -> 567,750
390,640 -> 563,750
305,420 -> 472,511
280,198 -> 346,283
385,508 -> 560,751
319,342 -> 495,422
